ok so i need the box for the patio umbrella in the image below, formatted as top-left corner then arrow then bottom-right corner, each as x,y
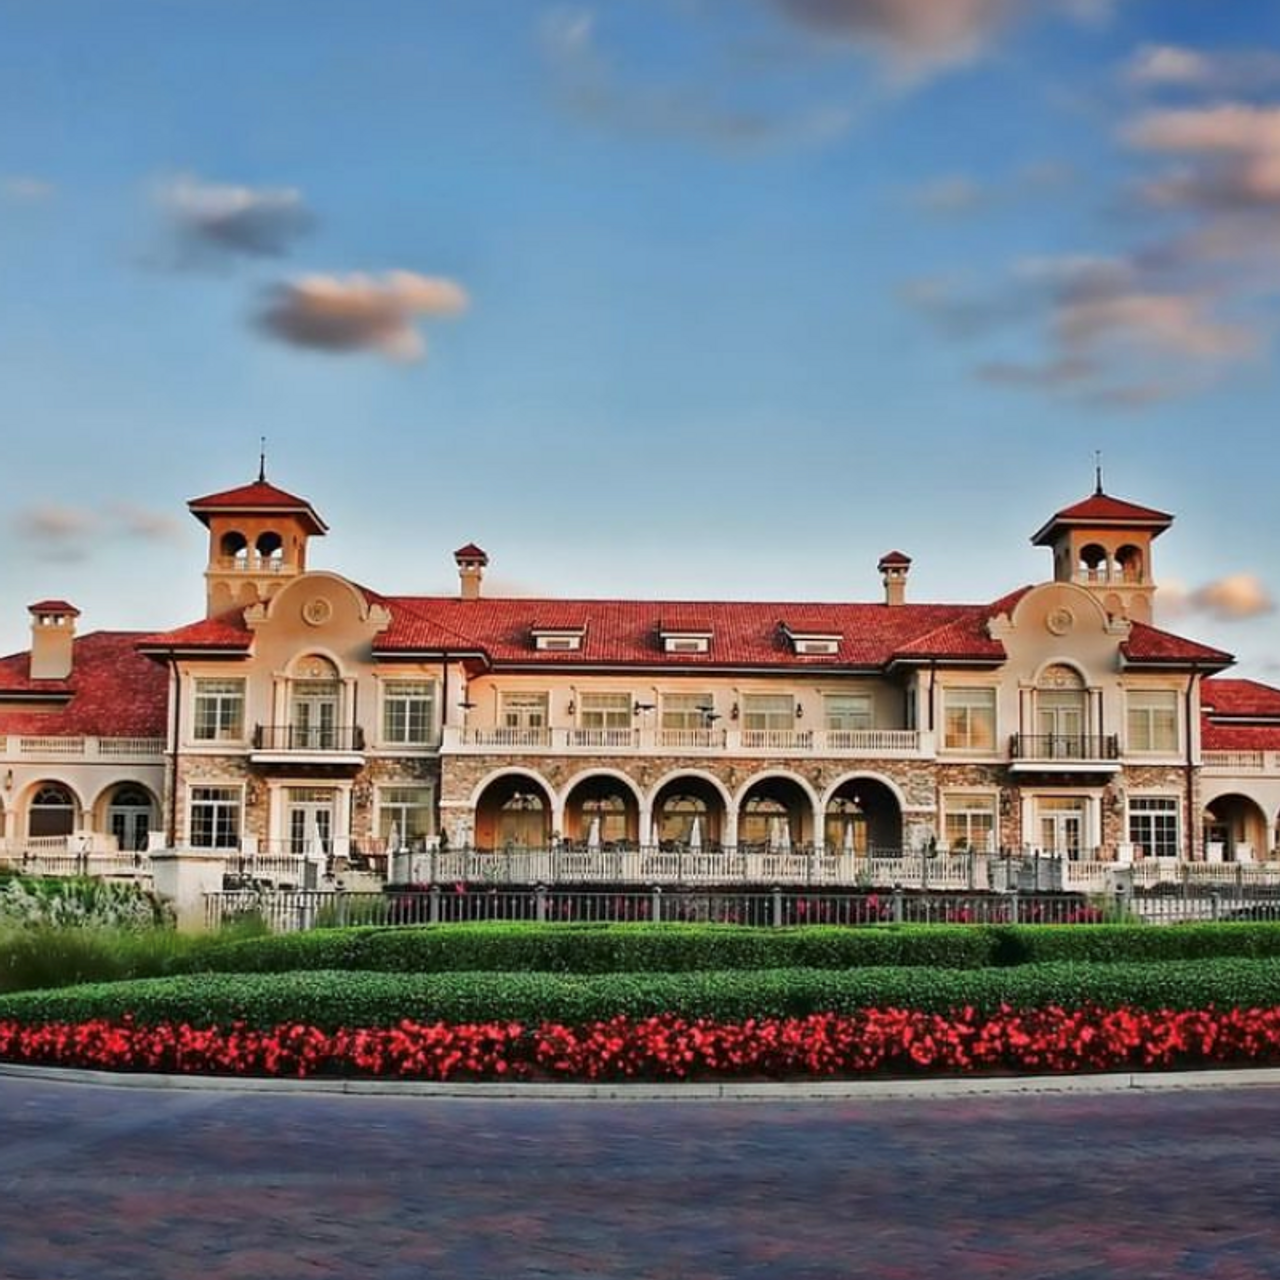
587,816 -> 602,853
689,816 -> 702,851
306,813 -> 325,860
769,815 -> 782,852
843,820 -> 855,854
779,819 -> 792,854
385,821 -> 401,855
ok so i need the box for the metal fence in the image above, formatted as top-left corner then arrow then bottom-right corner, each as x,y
202,884 -> 1280,933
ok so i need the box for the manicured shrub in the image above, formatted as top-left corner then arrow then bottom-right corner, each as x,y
171,920 -> 1280,979
9,957 -> 1280,1030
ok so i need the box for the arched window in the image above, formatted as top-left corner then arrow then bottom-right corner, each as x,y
1037,665 -> 1087,757
219,531 -> 248,564
29,783 -> 75,838
255,531 -> 284,569
1078,543 -> 1108,584
1116,544 -> 1144,584
290,655 -> 342,749
657,793 -> 708,846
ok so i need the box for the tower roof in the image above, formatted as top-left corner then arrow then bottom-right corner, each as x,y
187,478 -> 328,535
1030,490 -> 1173,546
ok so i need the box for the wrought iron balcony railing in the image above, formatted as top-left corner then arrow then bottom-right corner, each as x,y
1009,733 -> 1119,762
252,724 -> 366,752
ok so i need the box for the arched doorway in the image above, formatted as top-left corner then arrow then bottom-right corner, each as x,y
27,783 -> 77,839
825,778 -> 902,855
474,776 -> 553,850
106,784 -> 155,852
1203,793 -> 1269,862
651,776 -> 726,850
563,776 -> 639,847
737,776 -> 810,849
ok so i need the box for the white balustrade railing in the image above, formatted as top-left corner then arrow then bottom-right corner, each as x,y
566,727 -> 638,750
1203,750 -> 1268,770
738,729 -> 815,751
655,728 -> 727,750
7,735 -> 165,759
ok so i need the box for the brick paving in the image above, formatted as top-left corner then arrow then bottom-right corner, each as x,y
2,1077 -> 1280,1277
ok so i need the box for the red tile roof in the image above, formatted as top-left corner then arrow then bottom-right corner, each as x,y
453,543 -> 489,563
187,479 -> 328,535
28,599 -> 80,615
369,596 -> 1016,668
1031,491 -> 1173,545
1202,678 -> 1280,720
137,609 -> 255,654
877,550 -> 912,567
1202,723 -> 1280,751
0,632 -> 168,736
1121,623 -> 1232,668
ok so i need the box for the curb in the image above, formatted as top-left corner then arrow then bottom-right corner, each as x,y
3,1061 -> 1280,1101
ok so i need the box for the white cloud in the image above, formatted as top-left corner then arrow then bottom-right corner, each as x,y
155,174 -> 314,262
1190,573 -> 1274,621
256,271 -> 469,361
1126,44 -> 1280,94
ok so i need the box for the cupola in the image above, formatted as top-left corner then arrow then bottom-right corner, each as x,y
188,462 -> 328,617
1030,477 -> 1171,624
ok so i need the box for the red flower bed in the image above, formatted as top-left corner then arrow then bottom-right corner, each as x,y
3,1005 -> 1280,1081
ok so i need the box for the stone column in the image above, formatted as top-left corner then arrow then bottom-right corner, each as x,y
151,850 -> 229,932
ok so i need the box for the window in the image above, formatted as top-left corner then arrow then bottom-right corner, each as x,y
579,692 -> 631,729
28,783 -> 75,838
1129,796 -> 1179,858
825,694 -> 873,732
1127,689 -> 1179,754
943,687 -> 996,751
382,681 -> 436,745
743,694 -> 794,731
379,786 -> 434,847
943,794 -> 997,853
501,692 -> 548,730
194,678 -> 245,742
662,693 -> 715,730
189,786 -> 240,849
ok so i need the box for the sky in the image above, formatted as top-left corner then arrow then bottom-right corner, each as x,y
1,0 -> 1278,674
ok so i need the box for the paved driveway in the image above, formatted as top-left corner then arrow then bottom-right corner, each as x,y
2,1077 -> 1280,1278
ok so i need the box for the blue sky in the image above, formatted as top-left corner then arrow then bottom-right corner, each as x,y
2,0 -> 1278,673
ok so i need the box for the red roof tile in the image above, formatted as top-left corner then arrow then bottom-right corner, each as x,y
877,550 -> 912,567
453,543 -> 489,563
28,599 -> 80,615
0,632 -> 168,736
1031,491 -> 1173,545
137,609 -> 255,654
370,596 -> 1011,668
1201,678 -> 1280,720
187,479 -> 327,535
1121,622 -> 1232,668
1202,723 -> 1280,751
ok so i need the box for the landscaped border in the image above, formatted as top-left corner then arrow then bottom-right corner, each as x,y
5,1005 -> 1280,1081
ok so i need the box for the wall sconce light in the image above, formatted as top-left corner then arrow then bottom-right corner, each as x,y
999,791 -> 1012,818
1110,787 -> 1126,816
567,687 -> 576,717
3,769 -> 12,791
730,702 -> 740,721
795,703 -> 804,720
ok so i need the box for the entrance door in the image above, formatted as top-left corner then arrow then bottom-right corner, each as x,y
108,787 -> 153,852
287,788 -> 335,856
291,681 -> 339,749
1038,798 -> 1085,859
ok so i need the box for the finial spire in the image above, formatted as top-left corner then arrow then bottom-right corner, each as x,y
1094,449 -> 1103,496
258,436 -> 267,484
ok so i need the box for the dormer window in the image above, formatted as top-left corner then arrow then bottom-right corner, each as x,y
781,623 -> 842,656
531,624 -> 586,652
658,621 -> 712,655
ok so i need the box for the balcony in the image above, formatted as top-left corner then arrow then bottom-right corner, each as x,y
442,725 -> 929,758
1009,733 -> 1120,773
2,735 -> 166,761
250,724 -> 366,767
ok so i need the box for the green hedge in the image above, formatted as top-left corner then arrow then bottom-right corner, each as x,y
172,921 -> 1280,979
9,958 -> 1280,1028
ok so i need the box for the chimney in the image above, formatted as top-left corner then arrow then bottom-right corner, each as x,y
28,600 -> 80,679
454,543 -> 489,601
877,551 -> 911,607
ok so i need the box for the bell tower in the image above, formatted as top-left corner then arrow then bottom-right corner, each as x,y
1030,475 -> 1172,624
187,464 -> 328,617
